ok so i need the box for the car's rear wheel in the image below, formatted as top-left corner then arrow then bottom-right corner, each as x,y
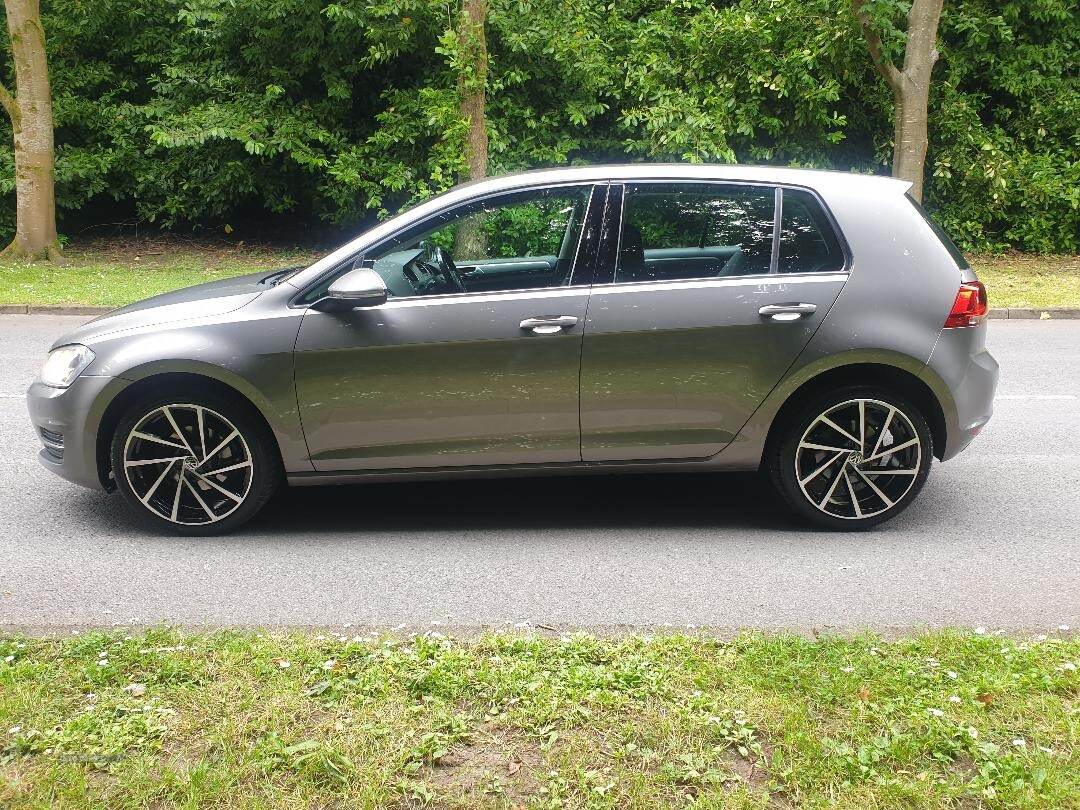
768,386 -> 933,530
110,390 -> 280,535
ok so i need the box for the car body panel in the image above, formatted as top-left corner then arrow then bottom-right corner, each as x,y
579,273 -> 846,460
26,374 -> 133,489
294,286 -> 591,470
38,283 -> 311,486
54,271 -> 273,348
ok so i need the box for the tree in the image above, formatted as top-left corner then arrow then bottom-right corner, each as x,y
458,0 -> 488,184
453,0 -> 488,259
0,0 -> 61,260
852,0 -> 944,202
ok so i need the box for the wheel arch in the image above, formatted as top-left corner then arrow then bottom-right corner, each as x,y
95,370 -> 283,490
762,362 -> 948,466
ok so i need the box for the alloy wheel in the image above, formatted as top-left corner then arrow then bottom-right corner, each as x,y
795,398 -> 922,520
122,404 -> 254,525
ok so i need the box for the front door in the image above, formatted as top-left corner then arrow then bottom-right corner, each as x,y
580,182 -> 849,461
294,183 -> 603,471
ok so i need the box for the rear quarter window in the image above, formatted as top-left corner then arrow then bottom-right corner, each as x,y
777,189 -> 845,274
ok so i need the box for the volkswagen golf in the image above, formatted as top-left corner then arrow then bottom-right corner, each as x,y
27,165 -> 998,534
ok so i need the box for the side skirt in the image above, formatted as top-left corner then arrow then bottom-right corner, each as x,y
286,456 -> 758,487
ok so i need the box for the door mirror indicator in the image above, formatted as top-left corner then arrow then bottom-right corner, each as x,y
313,267 -> 389,311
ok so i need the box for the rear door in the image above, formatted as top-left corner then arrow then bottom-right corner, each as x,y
580,182 -> 849,461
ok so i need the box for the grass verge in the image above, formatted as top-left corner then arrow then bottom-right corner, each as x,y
0,240 -> 1078,310
1,629 -> 1076,808
971,254 -> 1080,310
0,238 -> 317,308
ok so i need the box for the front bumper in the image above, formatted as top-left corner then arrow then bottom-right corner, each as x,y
26,375 -> 129,491
921,325 -> 999,461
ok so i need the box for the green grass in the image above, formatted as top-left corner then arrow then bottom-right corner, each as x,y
1,629 -> 1076,808
0,239 -> 318,308
971,254 -> 1080,310
0,240 -> 1078,310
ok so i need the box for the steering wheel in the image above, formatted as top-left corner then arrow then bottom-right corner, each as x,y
419,241 -> 466,293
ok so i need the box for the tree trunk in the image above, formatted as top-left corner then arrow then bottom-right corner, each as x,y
1,0 -> 63,261
853,0 -> 943,202
454,0 -> 489,260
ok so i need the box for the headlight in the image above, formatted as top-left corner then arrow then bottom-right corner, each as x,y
40,345 -> 95,388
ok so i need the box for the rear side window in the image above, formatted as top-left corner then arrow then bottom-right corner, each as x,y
906,194 -> 970,269
616,183 -> 776,282
777,189 -> 845,274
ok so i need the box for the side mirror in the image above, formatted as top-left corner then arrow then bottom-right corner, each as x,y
312,267 -> 388,311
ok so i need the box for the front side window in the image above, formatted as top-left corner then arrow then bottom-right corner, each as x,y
777,189 -> 845,274
362,185 -> 593,298
615,183 -> 776,283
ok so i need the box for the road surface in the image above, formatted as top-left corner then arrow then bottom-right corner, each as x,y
1,315 -> 1076,633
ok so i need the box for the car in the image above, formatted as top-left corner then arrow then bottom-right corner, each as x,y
27,164 -> 998,534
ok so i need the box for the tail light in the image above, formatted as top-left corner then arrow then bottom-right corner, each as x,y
944,281 -> 988,328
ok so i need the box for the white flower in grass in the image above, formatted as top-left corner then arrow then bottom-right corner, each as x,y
1056,662 -> 1076,672
947,670 -> 958,679
1012,738 -> 1026,748
928,708 -> 945,718
974,627 -> 986,635
3,655 -> 13,663
841,666 -> 854,673
949,695 -> 962,703
322,659 -> 336,671
7,726 -> 21,734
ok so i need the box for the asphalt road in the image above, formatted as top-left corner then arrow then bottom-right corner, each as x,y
1,314 -> 1077,634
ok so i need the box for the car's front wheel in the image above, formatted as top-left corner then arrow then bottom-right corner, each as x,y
768,386 -> 933,530
110,389 -> 281,535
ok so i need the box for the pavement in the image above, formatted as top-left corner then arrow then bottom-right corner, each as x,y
0,315 -> 1077,634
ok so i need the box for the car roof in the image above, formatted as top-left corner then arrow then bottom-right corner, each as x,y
455,163 -> 909,196
288,164 -> 910,290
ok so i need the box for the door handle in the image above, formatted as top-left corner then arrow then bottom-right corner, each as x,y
520,315 -> 578,335
758,302 -> 818,321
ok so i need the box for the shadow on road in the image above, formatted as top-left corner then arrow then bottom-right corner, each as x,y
244,471 -> 800,534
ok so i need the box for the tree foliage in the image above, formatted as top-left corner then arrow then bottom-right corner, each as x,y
0,0 -> 1076,252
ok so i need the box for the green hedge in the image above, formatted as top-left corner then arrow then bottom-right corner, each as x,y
1,0 -> 1077,252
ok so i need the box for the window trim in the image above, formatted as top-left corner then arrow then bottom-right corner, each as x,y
291,181 -> 607,308
595,179 -> 851,288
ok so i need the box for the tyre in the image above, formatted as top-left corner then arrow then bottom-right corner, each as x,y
110,388 -> 281,535
767,386 -> 933,530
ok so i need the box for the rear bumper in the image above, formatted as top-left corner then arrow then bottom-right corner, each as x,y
26,375 -> 129,491
921,325 -> 999,461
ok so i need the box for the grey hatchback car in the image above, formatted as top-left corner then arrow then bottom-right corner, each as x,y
27,165 -> 997,534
